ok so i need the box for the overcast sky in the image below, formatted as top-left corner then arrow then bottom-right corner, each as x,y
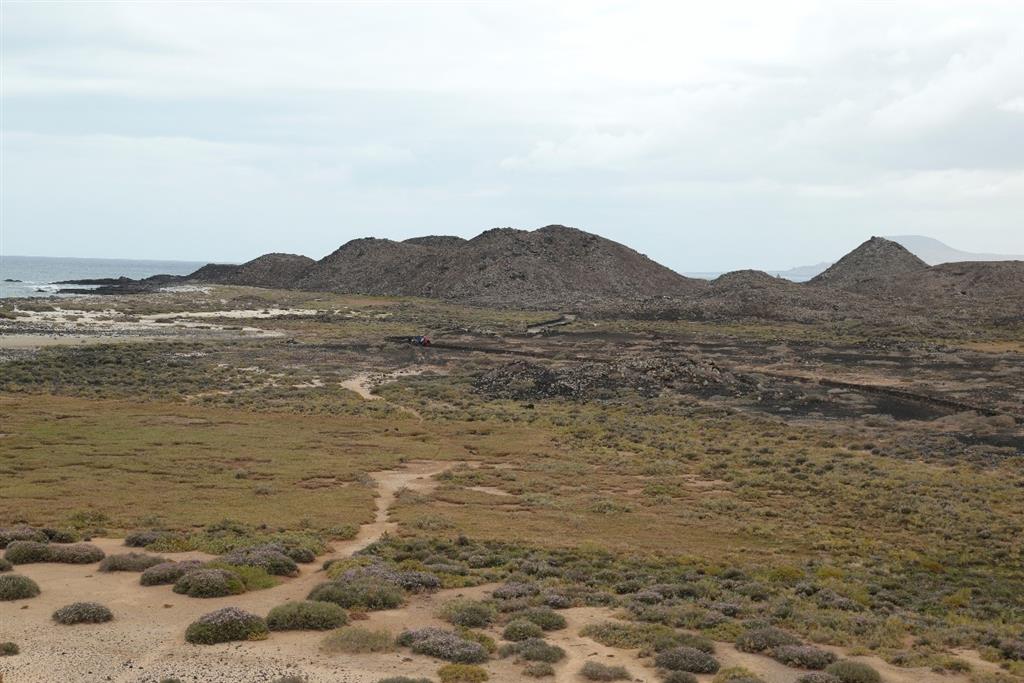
2,1 -> 1022,271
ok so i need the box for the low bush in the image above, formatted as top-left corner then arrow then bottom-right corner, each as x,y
438,663 -> 489,682
796,674 -> 841,683
508,607 -> 566,631
492,582 -> 537,600
714,667 -> 765,682
661,673 -> 697,683
124,529 -> 170,547
0,641 -> 18,656
398,627 -> 489,663
654,647 -> 720,674
4,540 -> 51,564
52,601 -> 113,624
523,662 -> 555,677
173,568 -> 245,598
498,638 -> 565,663
267,601 -> 347,631
503,619 -> 544,641
0,574 -> 40,600
580,661 -> 631,680
206,562 -> 278,591
222,545 -> 298,577
771,645 -> 838,670
42,528 -> 79,543
999,639 -> 1024,660
440,599 -> 496,628
47,543 -> 105,564
308,577 -> 404,610
185,607 -> 268,644
824,661 -> 881,683
99,552 -> 167,573
321,626 -> 395,654
580,620 -> 713,655
140,560 -> 202,586
0,558 -> 11,572
283,545 -> 317,564
735,627 -> 801,653
0,524 -> 47,548
458,627 -> 496,654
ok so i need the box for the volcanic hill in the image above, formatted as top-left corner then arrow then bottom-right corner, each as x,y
292,225 -> 704,308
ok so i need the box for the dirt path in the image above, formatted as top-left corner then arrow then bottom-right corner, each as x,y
0,461 -> 449,683
341,367 -> 429,419
0,459 -> 984,683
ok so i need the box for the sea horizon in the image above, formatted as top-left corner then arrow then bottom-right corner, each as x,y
0,254 -> 212,299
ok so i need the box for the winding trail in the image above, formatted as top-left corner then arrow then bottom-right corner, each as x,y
0,460 -> 989,683
0,461 -> 449,683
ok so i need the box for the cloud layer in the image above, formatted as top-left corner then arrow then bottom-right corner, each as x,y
2,1 -> 1022,269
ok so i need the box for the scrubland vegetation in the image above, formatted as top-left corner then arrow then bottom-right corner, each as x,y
1,288 -> 1022,681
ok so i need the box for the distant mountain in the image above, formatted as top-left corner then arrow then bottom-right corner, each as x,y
886,235 -> 1023,265
293,225 -> 705,308
809,237 -> 928,292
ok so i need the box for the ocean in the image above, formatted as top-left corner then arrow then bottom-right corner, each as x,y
0,255 -> 208,299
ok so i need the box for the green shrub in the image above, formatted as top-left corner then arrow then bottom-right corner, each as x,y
52,601 -> 113,624
771,645 -> 837,670
0,574 -> 40,600
185,607 -> 268,644
398,627 -> 489,663
824,661 -> 881,683
99,552 -> 166,572
0,558 -> 11,572
206,562 -> 278,591
321,626 -> 395,654
503,619 -> 544,641
140,560 -> 203,586
0,641 -> 18,656
440,599 -> 496,628
735,627 -> 801,653
267,601 -> 347,631
654,646 -> 720,673
308,577 -> 404,610
714,667 -> 765,682
508,607 -> 566,631
42,528 -> 79,543
580,621 -> 711,654
523,662 -> 554,677
4,540 -> 51,564
498,638 -> 565,663
438,663 -> 489,682
580,661 -> 631,680
458,627 -> 496,654
173,568 -> 245,598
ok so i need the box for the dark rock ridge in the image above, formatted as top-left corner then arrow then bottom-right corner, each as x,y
188,254 -> 314,289
293,225 -> 704,308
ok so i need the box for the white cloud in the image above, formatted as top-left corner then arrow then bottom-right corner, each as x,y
2,0 -> 1023,266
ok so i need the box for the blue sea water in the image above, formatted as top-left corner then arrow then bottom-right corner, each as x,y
0,255 -> 208,299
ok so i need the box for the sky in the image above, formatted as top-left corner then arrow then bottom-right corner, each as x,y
2,1 -> 1023,271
